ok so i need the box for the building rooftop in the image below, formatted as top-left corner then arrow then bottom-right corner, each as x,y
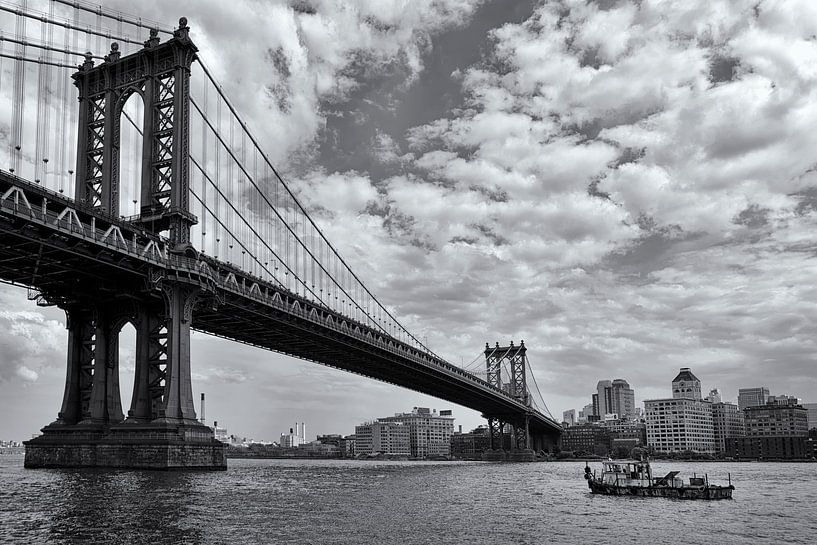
672,367 -> 700,383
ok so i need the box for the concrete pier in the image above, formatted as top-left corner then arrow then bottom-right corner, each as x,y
24,422 -> 226,470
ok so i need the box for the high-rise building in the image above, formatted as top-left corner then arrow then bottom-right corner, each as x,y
562,409 -> 576,427
591,393 -> 600,419
644,367 -> 714,453
711,402 -> 744,453
596,380 -> 613,415
354,421 -> 411,455
645,398 -> 715,453
744,404 -> 809,437
671,368 -> 702,400
803,403 -> 817,431
610,379 -> 636,419
738,387 -> 770,411
578,403 -> 594,423
377,407 -> 454,457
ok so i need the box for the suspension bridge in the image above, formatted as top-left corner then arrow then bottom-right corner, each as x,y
0,1 -> 561,468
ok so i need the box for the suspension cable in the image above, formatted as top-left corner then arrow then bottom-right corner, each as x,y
0,50 -> 76,68
526,356 -> 555,420
49,0 -> 173,34
0,3 -> 143,46
190,98 -> 395,335
0,33 -> 104,58
194,60 -> 437,355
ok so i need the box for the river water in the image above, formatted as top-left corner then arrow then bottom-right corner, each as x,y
1,455 -> 814,544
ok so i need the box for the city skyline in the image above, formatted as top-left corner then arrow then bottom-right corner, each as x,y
3,0 -> 817,442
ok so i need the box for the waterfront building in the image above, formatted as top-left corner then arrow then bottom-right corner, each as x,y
644,398 -> 715,454
560,424 -> 611,456
378,407 -> 455,457
738,387 -> 770,411
450,426 -> 492,459
562,409 -> 576,427
354,421 -> 411,455
671,368 -> 702,400
726,436 -> 812,460
744,403 -> 809,437
711,402 -> 744,453
804,403 -> 817,431
598,418 -> 647,455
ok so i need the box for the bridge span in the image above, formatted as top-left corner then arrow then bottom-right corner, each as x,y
0,11 -> 560,468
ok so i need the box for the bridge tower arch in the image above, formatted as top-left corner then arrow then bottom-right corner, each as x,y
483,340 -> 537,461
72,20 -> 197,251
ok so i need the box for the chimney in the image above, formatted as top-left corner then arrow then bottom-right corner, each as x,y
302,422 -> 306,440
295,423 -> 299,437
459,425 -> 462,433
200,393 -> 205,424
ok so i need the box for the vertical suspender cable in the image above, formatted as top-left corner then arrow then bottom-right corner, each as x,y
56,21 -> 68,193
11,2 -> 27,174
34,17 -> 46,183
43,2 -> 55,189
67,4 -> 79,194
201,75 -> 207,252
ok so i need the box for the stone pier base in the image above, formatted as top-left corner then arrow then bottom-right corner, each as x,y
482,449 -> 507,462
24,421 -> 226,470
506,449 -> 536,462
482,449 -> 537,462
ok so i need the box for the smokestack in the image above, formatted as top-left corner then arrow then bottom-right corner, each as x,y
200,393 -> 205,424
295,423 -> 299,437
459,425 -> 462,433
302,422 -> 306,440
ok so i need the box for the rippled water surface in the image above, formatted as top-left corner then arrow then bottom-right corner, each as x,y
1,455 -> 815,544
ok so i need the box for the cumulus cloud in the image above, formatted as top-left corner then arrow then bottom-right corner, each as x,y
0,307 -> 65,384
338,0 -> 817,414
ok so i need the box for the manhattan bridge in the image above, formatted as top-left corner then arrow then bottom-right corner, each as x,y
0,0 -> 561,468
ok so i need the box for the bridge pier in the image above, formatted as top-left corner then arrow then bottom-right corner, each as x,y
25,287 -> 225,470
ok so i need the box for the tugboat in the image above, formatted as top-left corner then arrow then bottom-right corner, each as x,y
584,459 -> 734,500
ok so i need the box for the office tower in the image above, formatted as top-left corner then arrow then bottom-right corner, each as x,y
610,379 -> 636,419
738,387 -> 770,411
596,380 -> 613,415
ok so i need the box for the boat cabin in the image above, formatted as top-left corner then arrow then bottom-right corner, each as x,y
600,461 -> 652,486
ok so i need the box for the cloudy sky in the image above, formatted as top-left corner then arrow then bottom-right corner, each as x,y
2,0 -> 817,441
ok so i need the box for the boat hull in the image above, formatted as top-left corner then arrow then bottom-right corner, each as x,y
588,480 -> 733,500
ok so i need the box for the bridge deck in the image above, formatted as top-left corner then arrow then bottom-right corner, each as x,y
0,171 -> 561,436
